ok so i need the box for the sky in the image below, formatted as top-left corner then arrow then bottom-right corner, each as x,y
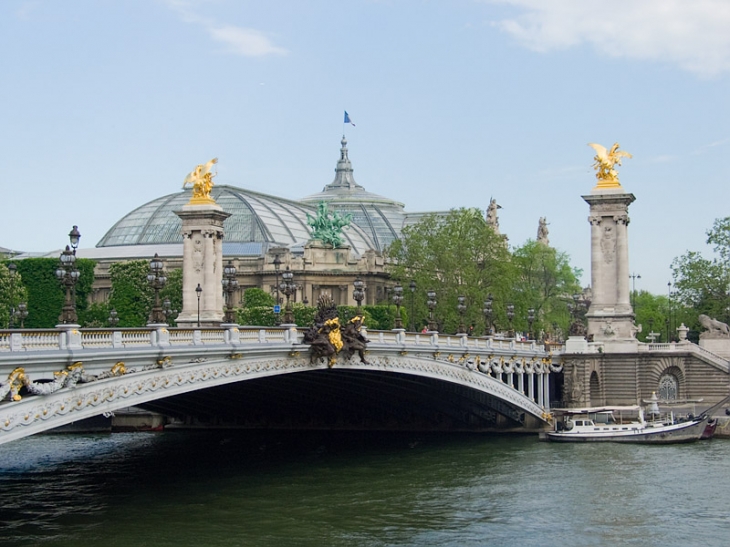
2,0 -> 729,295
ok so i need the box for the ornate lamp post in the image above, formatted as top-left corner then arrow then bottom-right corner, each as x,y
108,308 -> 120,327
273,254 -> 282,325
506,303 -> 515,337
409,280 -> 416,331
527,308 -> 536,340
14,302 -> 28,328
195,283 -> 202,327
162,299 -> 177,324
392,282 -> 404,329
353,277 -> 365,314
56,245 -> 80,324
68,225 -> 81,253
427,290 -> 437,332
146,253 -> 167,325
7,262 -> 17,328
482,294 -> 493,336
457,295 -> 467,334
280,266 -> 295,325
222,260 -> 239,324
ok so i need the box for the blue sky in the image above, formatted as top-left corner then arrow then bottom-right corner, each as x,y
2,0 -> 729,295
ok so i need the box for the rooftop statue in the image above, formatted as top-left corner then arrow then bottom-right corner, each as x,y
183,158 -> 218,204
588,143 -> 632,189
537,216 -> 549,246
486,198 -> 501,233
307,201 -> 352,248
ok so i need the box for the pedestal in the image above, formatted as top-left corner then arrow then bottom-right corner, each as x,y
174,203 -> 231,327
582,190 -> 636,341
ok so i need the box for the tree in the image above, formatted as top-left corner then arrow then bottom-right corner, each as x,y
387,208 -> 514,334
0,263 -> 29,328
108,260 -> 155,327
387,208 -> 582,336
511,240 -> 582,337
671,217 -> 730,332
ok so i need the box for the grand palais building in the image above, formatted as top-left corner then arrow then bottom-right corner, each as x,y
72,137 -> 447,308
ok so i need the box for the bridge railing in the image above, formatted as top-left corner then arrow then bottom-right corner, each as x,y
0,326 -> 551,355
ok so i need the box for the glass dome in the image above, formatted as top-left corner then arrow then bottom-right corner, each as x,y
97,185 -> 377,256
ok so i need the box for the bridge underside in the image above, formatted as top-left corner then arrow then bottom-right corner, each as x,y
139,369 -> 532,432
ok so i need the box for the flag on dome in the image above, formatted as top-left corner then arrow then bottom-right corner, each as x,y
344,111 -> 355,126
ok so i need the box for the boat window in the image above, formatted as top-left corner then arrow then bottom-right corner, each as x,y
575,420 -> 583,426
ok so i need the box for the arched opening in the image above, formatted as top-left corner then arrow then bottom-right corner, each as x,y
658,373 -> 679,401
589,371 -> 601,406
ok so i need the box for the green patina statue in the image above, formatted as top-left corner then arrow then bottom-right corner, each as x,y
306,202 -> 352,248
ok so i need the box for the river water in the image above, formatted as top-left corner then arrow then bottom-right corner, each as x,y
1,430 -> 728,547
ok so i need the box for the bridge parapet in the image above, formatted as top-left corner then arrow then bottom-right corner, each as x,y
0,326 -> 562,445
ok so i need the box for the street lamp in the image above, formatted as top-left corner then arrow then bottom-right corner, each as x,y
56,245 -> 80,324
222,260 -> 239,324
146,253 -> 167,324
14,302 -> 28,328
108,308 -> 119,327
392,282 -> 404,329
353,277 -> 365,314
280,266 -> 295,324
273,254 -> 281,325
629,273 -> 641,312
195,283 -> 202,327
409,280 -> 416,331
427,290 -> 437,332
528,308 -> 535,340
7,262 -> 17,328
162,298 -> 177,324
482,294 -> 493,336
506,303 -> 515,337
457,295 -> 467,334
667,281 -> 672,342
68,225 -> 81,253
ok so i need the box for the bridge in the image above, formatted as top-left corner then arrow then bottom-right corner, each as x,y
0,325 -> 562,445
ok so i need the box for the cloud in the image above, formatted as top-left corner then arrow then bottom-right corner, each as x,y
162,0 -> 287,57
487,0 -> 730,77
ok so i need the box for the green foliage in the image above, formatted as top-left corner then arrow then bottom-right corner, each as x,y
243,287 -> 276,308
386,208 -> 581,335
160,268 -> 182,326
671,217 -> 730,333
1,258 -> 95,328
511,240 -> 582,336
362,305 -> 405,330
108,260 -> 154,327
83,301 -> 112,328
0,262 -> 29,328
387,208 -> 514,334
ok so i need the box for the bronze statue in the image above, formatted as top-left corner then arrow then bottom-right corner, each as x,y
306,202 -> 352,248
304,294 -> 369,366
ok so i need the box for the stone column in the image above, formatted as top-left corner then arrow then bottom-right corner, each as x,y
175,204 -> 231,327
582,191 -> 636,342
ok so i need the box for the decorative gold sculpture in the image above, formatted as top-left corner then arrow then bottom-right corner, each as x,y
588,143 -> 632,189
183,158 -> 218,205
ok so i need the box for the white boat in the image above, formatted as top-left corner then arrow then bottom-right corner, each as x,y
543,405 -> 708,443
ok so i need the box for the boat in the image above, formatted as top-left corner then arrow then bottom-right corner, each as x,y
544,405 -> 708,444
701,418 -> 718,440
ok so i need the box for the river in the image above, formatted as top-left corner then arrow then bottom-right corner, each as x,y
1,431 -> 728,546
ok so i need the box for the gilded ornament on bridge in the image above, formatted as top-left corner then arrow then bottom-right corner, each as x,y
588,142 -> 632,190
183,158 -> 218,205
303,294 -> 369,366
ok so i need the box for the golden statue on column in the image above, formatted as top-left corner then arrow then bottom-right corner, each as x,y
588,143 -> 632,190
183,158 -> 218,205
